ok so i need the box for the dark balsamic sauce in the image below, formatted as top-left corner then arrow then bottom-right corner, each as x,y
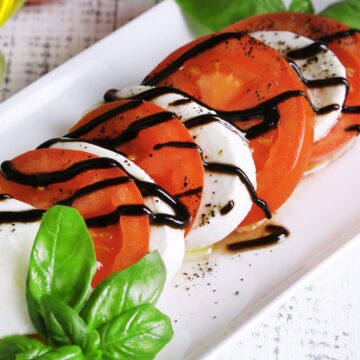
342,105 -> 360,114
153,141 -> 198,151
220,200 -> 235,215
345,124 -> 360,133
1,157 -> 118,187
153,141 -> 271,219
0,209 -> 44,224
318,29 -> 360,44
67,111 -> 177,147
227,224 -> 289,252
287,41 -> 328,59
57,176 -> 131,206
174,187 -> 203,199
0,154 -> 190,229
143,32 -> 246,86
0,194 -> 11,201
287,59 -> 349,92
169,98 -> 192,106
66,100 -> 143,138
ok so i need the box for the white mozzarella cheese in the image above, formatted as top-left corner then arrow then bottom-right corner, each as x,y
48,140 -> 184,282
114,86 -> 257,250
0,198 -> 38,337
250,31 -> 347,142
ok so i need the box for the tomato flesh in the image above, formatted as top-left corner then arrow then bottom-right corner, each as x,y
0,148 -> 150,285
69,99 -> 204,233
226,13 -> 360,164
145,33 -> 314,225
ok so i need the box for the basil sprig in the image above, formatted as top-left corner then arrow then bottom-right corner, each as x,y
175,0 -> 360,31
0,206 -> 172,359
26,206 -> 97,337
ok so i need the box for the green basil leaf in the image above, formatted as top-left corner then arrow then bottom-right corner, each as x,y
15,347 -> 51,360
289,0 -> 314,13
26,206 -> 97,336
175,0 -> 286,31
34,346 -> 83,360
0,336 -> 46,359
320,0 -> 360,28
98,304 -> 173,360
40,294 -> 100,354
81,251 -> 166,330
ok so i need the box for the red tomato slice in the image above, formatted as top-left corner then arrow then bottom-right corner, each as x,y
0,148 -> 150,285
225,13 -> 360,164
68,99 -> 204,234
144,32 -> 314,225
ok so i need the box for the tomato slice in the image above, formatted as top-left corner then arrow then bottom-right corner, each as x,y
68,99 -> 204,234
0,148 -> 150,285
144,32 -> 314,225
225,13 -> 360,164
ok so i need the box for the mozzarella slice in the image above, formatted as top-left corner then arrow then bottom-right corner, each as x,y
114,86 -> 257,250
250,31 -> 347,142
0,197 -> 39,336
48,140 -> 184,282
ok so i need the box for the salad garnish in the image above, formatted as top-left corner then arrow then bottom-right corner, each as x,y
175,0 -> 360,31
0,205 -> 173,359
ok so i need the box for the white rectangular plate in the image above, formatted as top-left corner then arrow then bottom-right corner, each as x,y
0,0 -> 359,359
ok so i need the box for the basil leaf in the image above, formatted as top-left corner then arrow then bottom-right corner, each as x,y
81,251 -> 166,330
98,304 -> 173,360
40,294 -> 100,354
34,346 -> 83,360
289,0 -> 314,13
175,0 -> 286,31
0,336 -> 46,359
320,0 -> 360,28
15,348 -> 51,360
26,206 -> 97,336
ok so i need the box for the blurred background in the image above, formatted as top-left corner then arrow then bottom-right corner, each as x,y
0,0 -> 160,100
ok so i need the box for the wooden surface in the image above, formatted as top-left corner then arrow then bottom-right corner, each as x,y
1,1 -> 360,359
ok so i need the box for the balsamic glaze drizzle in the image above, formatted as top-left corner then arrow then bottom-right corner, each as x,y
227,224 -> 289,251
57,176 -> 131,206
153,141 -> 271,219
110,86 -> 338,139
345,124 -> 360,133
0,194 -> 11,201
1,157 -> 118,187
66,100 -> 143,138
0,209 -> 44,224
0,155 -> 190,228
342,105 -> 360,114
287,41 -> 328,59
318,29 -> 360,44
82,112 -> 177,147
174,187 -> 203,199
142,32 -> 246,86
220,200 -> 235,215
287,59 -> 349,92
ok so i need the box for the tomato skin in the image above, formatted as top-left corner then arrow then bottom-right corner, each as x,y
69,99 -> 204,234
0,148 -> 150,285
225,13 -> 360,164
145,32 -> 314,225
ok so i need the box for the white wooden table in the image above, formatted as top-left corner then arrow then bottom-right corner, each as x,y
1,1 -> 360,359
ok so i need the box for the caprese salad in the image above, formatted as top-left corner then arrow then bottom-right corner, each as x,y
0,8 -> 359,359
